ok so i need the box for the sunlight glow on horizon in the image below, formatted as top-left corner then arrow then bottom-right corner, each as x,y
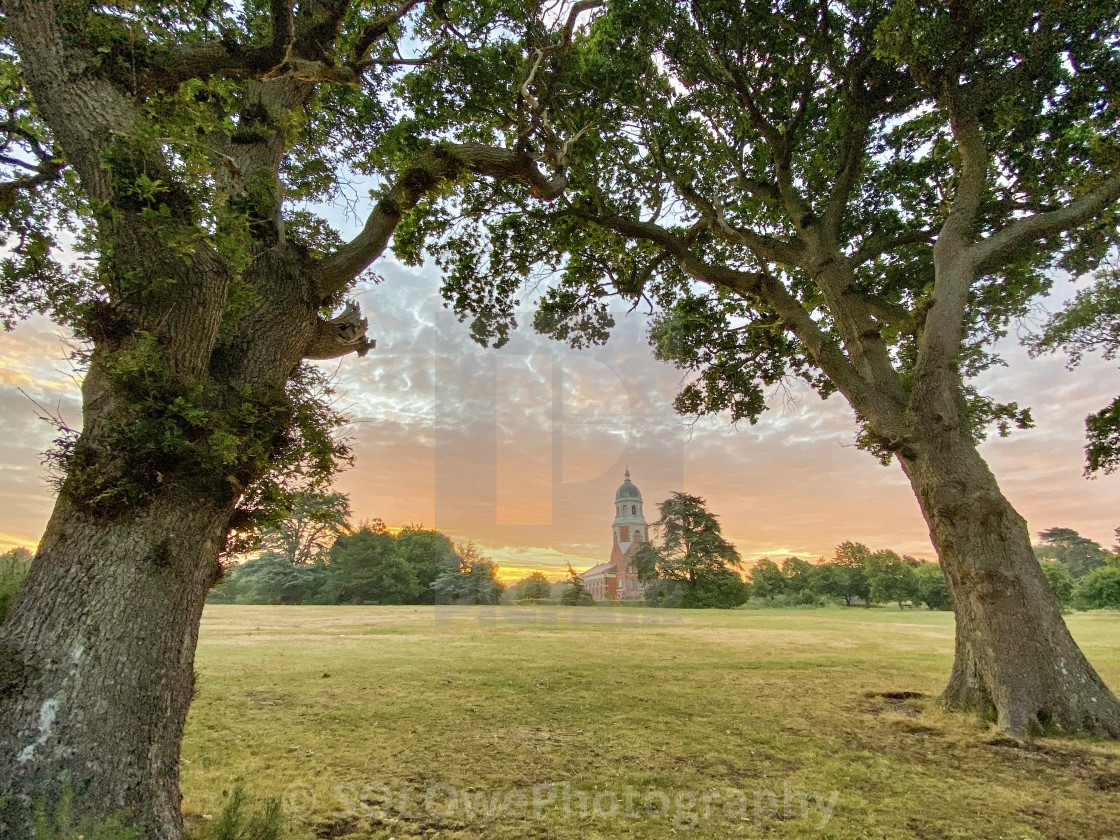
2,270 -> 1118,578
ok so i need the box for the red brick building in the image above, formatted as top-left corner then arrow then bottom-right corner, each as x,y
582,470 -> 648,601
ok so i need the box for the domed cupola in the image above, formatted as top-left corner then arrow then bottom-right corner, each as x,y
616,468 -> 642,501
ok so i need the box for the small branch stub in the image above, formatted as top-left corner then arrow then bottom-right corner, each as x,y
305,302 -> 375,359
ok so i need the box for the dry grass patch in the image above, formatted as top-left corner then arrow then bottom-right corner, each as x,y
183,605 -> 1120,839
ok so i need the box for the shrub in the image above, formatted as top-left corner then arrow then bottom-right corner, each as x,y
914,562 -> 952,610
642,578 -> 684,607
1074,565 -> 1120,609
1039,560 -> 1075,606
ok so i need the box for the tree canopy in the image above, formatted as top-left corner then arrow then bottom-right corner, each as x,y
1035,526 -> 1109,578
422,0 -> 1120,454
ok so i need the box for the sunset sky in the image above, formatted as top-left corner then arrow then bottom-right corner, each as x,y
2,239 -> 1118,582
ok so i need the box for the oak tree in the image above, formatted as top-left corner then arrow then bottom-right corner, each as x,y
0,0 -> 585,834
422,0 -> 1120,736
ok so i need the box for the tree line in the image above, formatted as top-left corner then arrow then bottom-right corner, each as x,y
14,515 -> 1120,617
748,529 -> 1120,613
206,494 -> 604,607
621,492 -> 951,610
747,546 -> 951,610
205,493 -> 505,606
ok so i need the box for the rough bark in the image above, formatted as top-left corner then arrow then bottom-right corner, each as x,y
898,415 -> 1120,739
0,494 -> 230,839
0,243 -> 320,838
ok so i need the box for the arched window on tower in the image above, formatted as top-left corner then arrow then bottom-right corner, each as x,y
631,504 -> 636,515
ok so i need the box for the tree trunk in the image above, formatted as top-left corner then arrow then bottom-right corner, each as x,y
0,235 -> 324,837
898,425 -> 1120,738
0,491 -> 231,838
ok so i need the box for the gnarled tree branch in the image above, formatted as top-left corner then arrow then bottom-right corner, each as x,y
0,155 -> 62,201
314,143 -> 569,296
352,0 -> 426,65
850,228 -> 936,267
146,0 -> 367,91
969,170 -> 1120,269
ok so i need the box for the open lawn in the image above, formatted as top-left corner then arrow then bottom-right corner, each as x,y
183,606 -> 1120,839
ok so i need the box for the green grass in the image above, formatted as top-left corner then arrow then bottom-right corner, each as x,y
183,606 -> 1120,839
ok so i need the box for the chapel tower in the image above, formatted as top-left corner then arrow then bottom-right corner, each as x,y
580,469 -> 651,600
607,469 -> 648,599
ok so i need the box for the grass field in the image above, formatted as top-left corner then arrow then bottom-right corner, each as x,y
182,605 -> 1120,840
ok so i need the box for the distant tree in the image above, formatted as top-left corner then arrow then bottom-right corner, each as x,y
636,492 -> 744,608
1075,566 -> 1120,610
810,563 -> 849,603
559,563 -> 594,606
631,541 -> 661,584
1030,267 -> 1120,474
257,492 -> 351,565
914,563 -> 952,611
1039,561 -> 1076,608
833,542 -> 873,607
227,552 -> 327,605
513,572 -> 553,603
748,559 -> 787,601
394,527 -> 460,604
432,543 -> 505,605
0,548 -> 33,624
868,550 -> 920,609
780,557 -> 816,595
1035,528 -> 1108,579
686,569 -> 750,609
329,526 -> 420,605
209,492 -> 350,603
